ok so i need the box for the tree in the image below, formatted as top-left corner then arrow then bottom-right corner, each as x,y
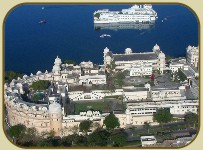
143,122 -> 151,134
79,120 -> 92,133
61,136 -> 72,146
94,13 -> 100,19
87,129 -> 110,146
103,113 -> 120,130
111,130 -> 127,147
5,70 -> 24,83
31,80 -> 51,91
113,70 -> 128,87
20,127 -> 38,146
153,108 -> 173,128
184,113 -> 198,128
69,134 -> 87,146
63,59 -> 77,65
9,124 -> 26,142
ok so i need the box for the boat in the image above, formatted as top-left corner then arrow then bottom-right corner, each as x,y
100,34 -> 111,38
39,20 -> 46,24
93,4 -> 158,24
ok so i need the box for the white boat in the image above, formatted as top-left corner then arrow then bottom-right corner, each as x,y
100,34 -> 111,38
94,4 -> 158,24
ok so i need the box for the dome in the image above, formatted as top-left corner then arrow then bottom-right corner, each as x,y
125,48 -> 132,54
187,45 -> 192,50
23,75 -> 28,79
49,102 -> 62,113
153,44 -> 160,51
158,52 -> 165,58
36,71 -> 42,75
104,47 -> 109,53
54,56 -> 62,65
52,64 -> 61,72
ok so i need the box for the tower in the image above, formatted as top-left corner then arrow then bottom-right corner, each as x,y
52,56 -> 62,81
49,100 -> 63,136
103,47 -> 112,67
152,44 -> 160,53
158,52 -> 165,75
125,109 -> 131,125
103,47 -> 109,63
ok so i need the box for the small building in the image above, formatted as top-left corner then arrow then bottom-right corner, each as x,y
186,45 -> 199,68
141,136 -> 157,147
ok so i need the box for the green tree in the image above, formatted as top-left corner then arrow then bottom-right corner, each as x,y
63,59 -> 77,65
87,129 -> 110,146
69,134 -> 87,146
94,13 -> 100,18
5,70 -> 24,83
153,108 -> 173,128
9,124 -> 26,142
184,113 -> 198,128
61,136 -> 72,146
111,131 -> 127,147
113,70 -> 128,87
79,120 -> 92,133
18,127 -> 39,146
143,122 -> 151,134
103,113 -> 120,130
31,80 -> 51,91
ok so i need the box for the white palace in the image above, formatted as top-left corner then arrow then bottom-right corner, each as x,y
4,44 -> 199,136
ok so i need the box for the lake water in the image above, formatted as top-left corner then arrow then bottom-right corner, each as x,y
5,4 -> 198,74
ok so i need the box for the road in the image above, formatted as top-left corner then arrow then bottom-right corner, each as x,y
125,121 -> 197,141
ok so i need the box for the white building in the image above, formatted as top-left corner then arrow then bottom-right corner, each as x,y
169,57 -> 188,73
186,45 -> 199,68
103,44 -> 166,75
129,62 -> 152,76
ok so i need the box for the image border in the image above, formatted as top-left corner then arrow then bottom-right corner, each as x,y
0,0 -> 201,149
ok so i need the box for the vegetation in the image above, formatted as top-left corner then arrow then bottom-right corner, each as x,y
153,108 -> 173,128
79,120 -> 92,133
8,121 -> 194,147
74,101 -> 109,114
87,129 -> 110,146
5,70 -> 24,83
113,70 -> 129,87
146,81 -> 155,86
184,113 -> 198,128
31,80 -> 51,91
170,69 -> 187,82
177,69 -> 187,82
103,113 -> 120,130
9,124 -> 26,140
111,130 -> 127,147
94,13 -> 100,19
63,59 -> 77,65
143,122 -> 151,134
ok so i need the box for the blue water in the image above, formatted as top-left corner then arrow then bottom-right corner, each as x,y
5,4 -> 198,74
